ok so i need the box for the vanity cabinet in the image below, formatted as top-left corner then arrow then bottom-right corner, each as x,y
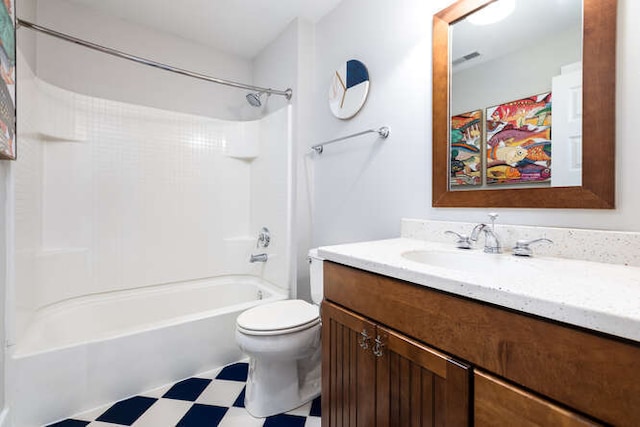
321,301 -> 470,427
321,261 -> 640,426
474,370 -> 599,426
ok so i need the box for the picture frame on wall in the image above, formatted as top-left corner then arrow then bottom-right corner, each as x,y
0,0 -> 15,160
450,109 -> 482,186
485,92 -> 552,185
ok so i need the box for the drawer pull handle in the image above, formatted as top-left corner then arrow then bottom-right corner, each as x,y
373,335 -> 385,357
358,329 -> 371,350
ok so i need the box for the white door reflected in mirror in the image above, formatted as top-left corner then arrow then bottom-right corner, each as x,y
551,62 -> 583,187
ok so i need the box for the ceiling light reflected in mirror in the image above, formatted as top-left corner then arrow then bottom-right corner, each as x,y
467,0 -> 516,25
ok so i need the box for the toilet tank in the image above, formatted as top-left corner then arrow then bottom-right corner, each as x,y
308,249 -> 324,304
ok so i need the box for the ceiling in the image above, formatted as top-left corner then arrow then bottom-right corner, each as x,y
65,0 -> 345,59
451,0 -> 583,73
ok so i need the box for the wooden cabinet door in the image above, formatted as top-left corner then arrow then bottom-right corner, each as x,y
322,301 -> 377,427
375,325 -> 470,427
325,261 -> 640,426
474,370 -> 603,427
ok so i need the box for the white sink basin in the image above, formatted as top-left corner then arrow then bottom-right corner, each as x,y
401,249 -> 542,276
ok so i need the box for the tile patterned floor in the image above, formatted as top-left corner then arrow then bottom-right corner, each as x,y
47,362 -> 321,427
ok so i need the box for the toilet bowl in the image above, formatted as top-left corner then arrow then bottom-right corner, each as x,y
235,250 -> 324,417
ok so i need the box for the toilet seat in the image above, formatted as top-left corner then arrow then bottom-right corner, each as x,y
237,300 -> 320,336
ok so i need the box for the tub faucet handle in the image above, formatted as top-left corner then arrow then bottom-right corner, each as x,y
257,227 -> 270,248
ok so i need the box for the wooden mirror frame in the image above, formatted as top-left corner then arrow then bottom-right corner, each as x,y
432,0 -> 616,208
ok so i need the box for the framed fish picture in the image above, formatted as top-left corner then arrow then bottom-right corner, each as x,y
0,0 -> 15,160
486,92 -> 552,185
450,110 -> 482,186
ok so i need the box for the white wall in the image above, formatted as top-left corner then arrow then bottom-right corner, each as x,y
0,162 -> 8,419
312,0 -> 640,250
253,19 -> 316,300
16,0 -> 36,70
452,27 -> 581,115
313,0 -> 439,246
32,0 -> 256,120
250,106 -> 293,291
12,49 -> 42,347
0,0 -> 40,407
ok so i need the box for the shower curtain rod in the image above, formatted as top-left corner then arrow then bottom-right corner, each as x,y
17,19 -> 293,100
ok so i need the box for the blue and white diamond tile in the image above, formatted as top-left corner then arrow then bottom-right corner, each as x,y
47,421 -> 90,427
46,362 -> 321,427
163,378 -> 212,402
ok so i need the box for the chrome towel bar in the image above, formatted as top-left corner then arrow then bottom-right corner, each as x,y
312,126 -> 390,154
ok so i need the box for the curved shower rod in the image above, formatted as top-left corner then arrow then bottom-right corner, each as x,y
17,19 -> 293,101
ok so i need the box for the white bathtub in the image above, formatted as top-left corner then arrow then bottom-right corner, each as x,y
9,275 -> 287,427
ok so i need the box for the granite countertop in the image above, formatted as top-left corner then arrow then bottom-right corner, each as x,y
318,238 -> 640,343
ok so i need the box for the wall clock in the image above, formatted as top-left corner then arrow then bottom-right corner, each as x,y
329,59 -> 370,119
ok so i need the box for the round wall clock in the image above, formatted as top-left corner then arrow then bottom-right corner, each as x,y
329,59 -> 370,120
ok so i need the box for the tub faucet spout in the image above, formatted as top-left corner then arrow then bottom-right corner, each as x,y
250,253 -> 268,263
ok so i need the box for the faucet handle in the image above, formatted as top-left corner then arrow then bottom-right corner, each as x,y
445,231 -> 473,249
512,238 -> 553,257
488,213 -> 499,231
257,227 -> 270,248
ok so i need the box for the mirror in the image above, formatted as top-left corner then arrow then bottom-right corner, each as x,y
451,0 -> 581,189
432,0 -> 616,208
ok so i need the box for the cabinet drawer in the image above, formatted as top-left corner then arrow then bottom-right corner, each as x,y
475,371 -> 602,426
324,261 -> 640,426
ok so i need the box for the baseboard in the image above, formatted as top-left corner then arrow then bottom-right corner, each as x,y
0,407 -> 10,427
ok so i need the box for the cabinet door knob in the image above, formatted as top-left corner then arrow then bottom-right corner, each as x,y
358,329 -> 371,350
373,335 -> 385,357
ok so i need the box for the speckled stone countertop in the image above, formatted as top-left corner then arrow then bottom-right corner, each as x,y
401,219 -> 640,267
318,238 -> 640,342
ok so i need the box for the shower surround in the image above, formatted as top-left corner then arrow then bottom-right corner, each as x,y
10,60 -> 293,426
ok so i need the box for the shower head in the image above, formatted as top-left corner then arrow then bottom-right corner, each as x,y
246,91 -> 269,107
246,92 -> 262,107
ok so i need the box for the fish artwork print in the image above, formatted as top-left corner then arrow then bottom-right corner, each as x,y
485,92 -> 552,185
450,110 -> 482,186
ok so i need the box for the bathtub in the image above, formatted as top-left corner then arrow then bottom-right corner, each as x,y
8,275 -> 287,427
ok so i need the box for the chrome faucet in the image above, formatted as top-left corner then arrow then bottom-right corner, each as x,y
470,214 -> 502,254
250,253 -> 268,263
470,224 -> 502,254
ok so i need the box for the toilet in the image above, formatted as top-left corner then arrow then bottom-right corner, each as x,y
235,249 -> 324,417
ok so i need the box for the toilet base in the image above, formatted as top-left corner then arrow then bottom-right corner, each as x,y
238,326 -> 322,418
245,353 -> 321,417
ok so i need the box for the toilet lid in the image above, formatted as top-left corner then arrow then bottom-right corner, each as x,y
237,300 -> 319,334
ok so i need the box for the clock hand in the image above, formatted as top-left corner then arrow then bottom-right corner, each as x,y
335,71 -> 346,90
335,71 -> 347,108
